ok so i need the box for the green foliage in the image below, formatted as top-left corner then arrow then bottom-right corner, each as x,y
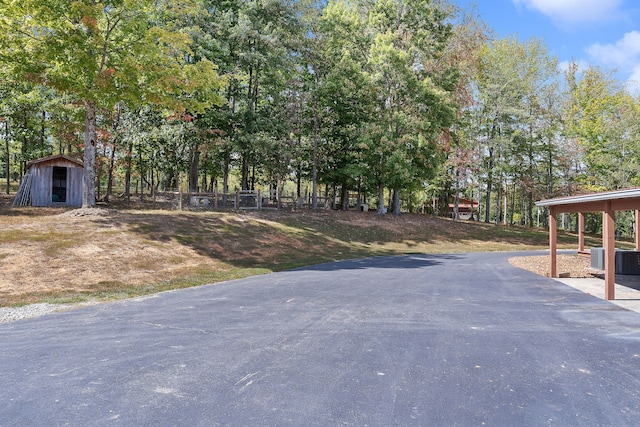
469,37 -> 565,225
0,0 -> 225,205
315,0 -> 458,214
1,0 -> 638,218
564,65 -> 640,191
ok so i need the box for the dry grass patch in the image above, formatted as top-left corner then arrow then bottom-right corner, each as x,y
0,194 -> 613,306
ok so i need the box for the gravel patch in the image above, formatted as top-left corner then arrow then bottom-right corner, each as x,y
0,302 -> 97,324
508,254 -> 601,278
0,303 -> 64,324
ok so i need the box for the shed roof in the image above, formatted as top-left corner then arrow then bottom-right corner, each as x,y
27,154 -> 84,169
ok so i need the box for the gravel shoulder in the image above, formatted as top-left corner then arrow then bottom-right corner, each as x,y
0,302 -> 100,324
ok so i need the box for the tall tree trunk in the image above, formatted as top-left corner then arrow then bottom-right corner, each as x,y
222,152 -> 230,207
201,165 -> 208,193
4,121 -> 9,194
392,189 -> 401,216
20,111 -> 27,179
453,167 -> 460,220
312,96 -> 319,212
138,143 -> 144,202
495,180 -> 502,226
105,141 -> 116,203
331,184 -> 337,209
527,191 -> 534,227
105,105 -> 122,204
83,100 -> 97,208
377,181 -> 385,215
485,146 -> 494,223
296,163 -> 302,198
151,167 -> 155,202
241,154 -> 250,190
124,141 -> 132,203
188,142 -> 199,193
340,182 -> 349,211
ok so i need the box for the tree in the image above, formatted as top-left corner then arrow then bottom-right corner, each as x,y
564,64 -> 640,191
316,3 -> 375,210
0,0 -> 223,207
472,37 -> 560,224
320,0 -> 458,215
431,2 -> 488,220
370,0 -> 458,215
0,70 -> 55,189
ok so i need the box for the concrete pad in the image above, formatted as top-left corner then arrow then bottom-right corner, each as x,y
554,277 -> 640,314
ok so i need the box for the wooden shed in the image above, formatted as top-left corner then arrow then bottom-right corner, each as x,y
16,155 -> 84,207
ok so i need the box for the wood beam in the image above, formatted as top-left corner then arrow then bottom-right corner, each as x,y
578,212 -> 585,252
549,207 -> 557,278
636,210 -> 640,251
611,199 -> 640,212
548,200 -> 605,214
603,202 -> 615,300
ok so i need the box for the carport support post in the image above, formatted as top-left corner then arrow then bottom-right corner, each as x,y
635,210 -> 640,251
578,212 -> 585,252
604,201 -> 615,300
549,207 -> 557,278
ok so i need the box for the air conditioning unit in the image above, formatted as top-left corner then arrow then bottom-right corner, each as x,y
590,247 -> 604,270
615,251 -> 640,275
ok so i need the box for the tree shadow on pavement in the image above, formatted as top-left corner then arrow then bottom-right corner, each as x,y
293,253 -> 464,272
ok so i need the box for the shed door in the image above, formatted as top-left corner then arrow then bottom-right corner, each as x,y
52,167 -> 67,203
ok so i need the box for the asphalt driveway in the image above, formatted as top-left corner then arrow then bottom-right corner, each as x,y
1,252 -> 639,426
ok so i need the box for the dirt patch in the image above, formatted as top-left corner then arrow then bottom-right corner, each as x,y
56,207 -> 119,218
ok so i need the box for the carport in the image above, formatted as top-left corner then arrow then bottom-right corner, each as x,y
536,188 -> 640,300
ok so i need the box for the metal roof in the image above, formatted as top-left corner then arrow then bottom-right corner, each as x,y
536,188 -> 640,207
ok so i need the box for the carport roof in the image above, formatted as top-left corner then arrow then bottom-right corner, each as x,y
536,188 -> 640,207
535,188 -> 640,301
536,188 -> 640,213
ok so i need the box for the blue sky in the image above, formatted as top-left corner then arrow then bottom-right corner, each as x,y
454,0 -> 640,91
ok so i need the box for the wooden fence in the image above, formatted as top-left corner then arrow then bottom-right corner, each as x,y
173,189 -> 370,211
177,189 -> 297,211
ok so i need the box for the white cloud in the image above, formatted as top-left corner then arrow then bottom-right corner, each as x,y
513,0 -> 624,26
586,31 -> 640,92
586,31 -> 640,69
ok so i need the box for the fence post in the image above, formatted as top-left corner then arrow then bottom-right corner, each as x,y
235,189 -> 240,209
257,189 -> 261,210
214,187 -> 218,209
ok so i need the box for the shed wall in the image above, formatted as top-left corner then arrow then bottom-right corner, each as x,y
30,165 -> 53,207
66,167 -> 83,206
29,164 -> 83,207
